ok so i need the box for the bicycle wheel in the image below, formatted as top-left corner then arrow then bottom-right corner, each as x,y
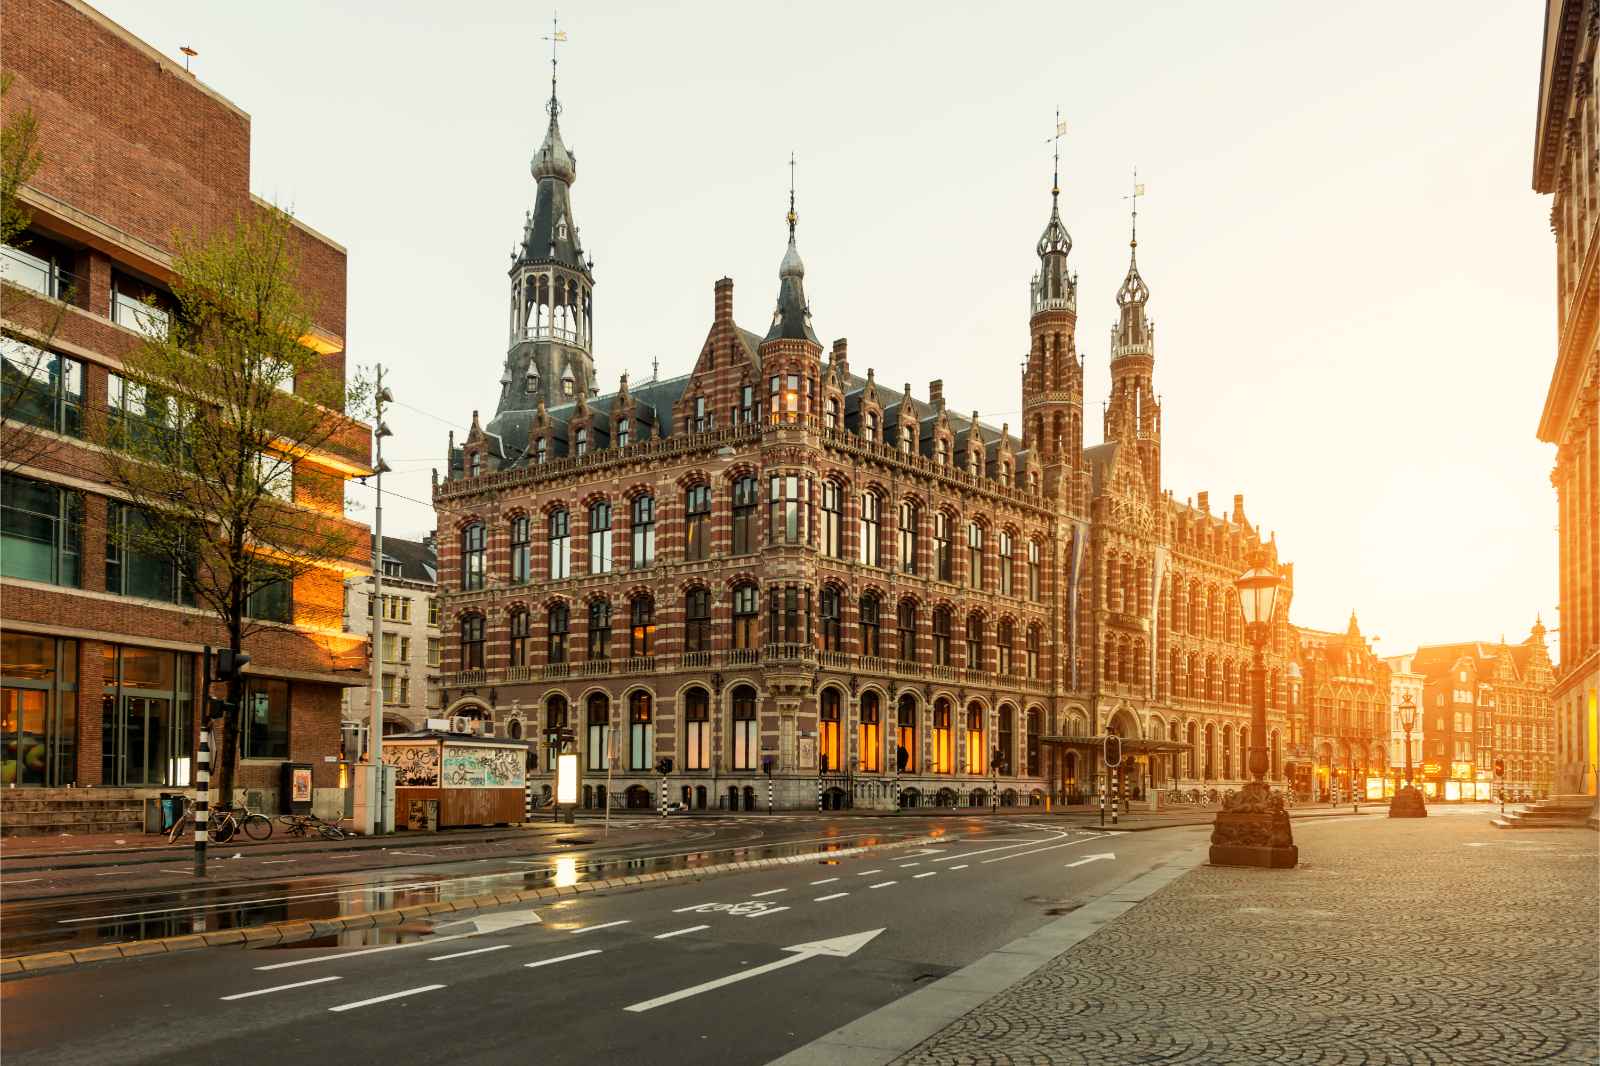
317,822 -> 346,841
211,815 -> 236,844
167,813 -> 190,845
243,813 -> 273,841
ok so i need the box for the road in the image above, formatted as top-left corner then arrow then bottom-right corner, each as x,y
1,818 -> 1206,1065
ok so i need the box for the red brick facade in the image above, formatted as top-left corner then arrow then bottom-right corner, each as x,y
1,0 -> 369,802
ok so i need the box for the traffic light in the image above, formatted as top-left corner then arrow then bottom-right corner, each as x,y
1103,734 -> 1122,768
214,649 -> 251,682
762,755 -> 775,776
1494,759 -> 1505,778
655,756 -> 673,775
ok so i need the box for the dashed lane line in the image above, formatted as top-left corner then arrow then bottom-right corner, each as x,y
570,920 -> 631,935
221,976 -> 342,1001
809,878 -> 838,885
525,950 -> 602,970
328,984 -> 445,1012
814,893 -> 848,902
856,869 -> 883,877
978,837 -> 1099,864
950,864 -> 969,870
750,889 -> 787,897
745,906 -> 791,918
868,881 -> 897,889
898,862 -> 921,868
913,872 -> 937,879
655,925 -> 710,939
428,944 -> 510,962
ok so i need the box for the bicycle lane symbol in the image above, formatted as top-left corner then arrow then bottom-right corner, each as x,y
672,900 -> 788,918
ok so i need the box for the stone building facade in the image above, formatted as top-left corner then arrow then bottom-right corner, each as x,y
1413,626 -> 1557,800
432,68 -> 1298,810
0,0 -> 370,807
340,535 -> 440,748
1533,0 -> 1599,798
1288,615 -> 1393,800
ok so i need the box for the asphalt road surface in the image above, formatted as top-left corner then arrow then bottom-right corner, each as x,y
1,819 -> 1208,1065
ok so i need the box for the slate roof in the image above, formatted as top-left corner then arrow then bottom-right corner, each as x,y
371,533 -> 437,585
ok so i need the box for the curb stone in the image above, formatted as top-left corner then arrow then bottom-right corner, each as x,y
0,832 -> 945,977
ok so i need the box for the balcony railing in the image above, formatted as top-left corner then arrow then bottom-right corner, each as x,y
1,245 -> 89,309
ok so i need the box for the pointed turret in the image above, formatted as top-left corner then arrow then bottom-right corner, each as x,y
765,163 -> 819,344
1103,175 -> 1161,500
492,26 -> 597,450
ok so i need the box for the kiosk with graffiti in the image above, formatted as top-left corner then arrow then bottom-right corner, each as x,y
443,744 -> 525,788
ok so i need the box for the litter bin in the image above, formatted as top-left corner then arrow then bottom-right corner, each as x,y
281,762 -> 314,815
161,792 -> 183,832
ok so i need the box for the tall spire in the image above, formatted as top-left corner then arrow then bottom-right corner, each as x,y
767,153 -> 817,343
1032,111 -> 1075,314
1115,169 -> 1150,317
533,13 -> 575,185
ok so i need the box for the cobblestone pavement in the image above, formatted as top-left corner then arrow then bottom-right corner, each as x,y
894,815 -> 1599,1066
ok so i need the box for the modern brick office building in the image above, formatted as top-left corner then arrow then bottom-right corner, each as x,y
1,0 -> 369,816
431,64 -> 1303,811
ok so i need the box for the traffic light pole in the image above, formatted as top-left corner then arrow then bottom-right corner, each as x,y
195,646 -> 212,878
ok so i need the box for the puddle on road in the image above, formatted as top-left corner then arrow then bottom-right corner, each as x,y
5,825 -> 932,959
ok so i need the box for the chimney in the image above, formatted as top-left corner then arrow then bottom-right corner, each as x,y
929,379 -> 944,409
1197,491 -> 1209,513
1232,493 -> 1246,523
714,277 -> 733,323
831,338 -> 848,372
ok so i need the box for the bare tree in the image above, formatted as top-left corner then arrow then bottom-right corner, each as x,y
100,204 -> 371,803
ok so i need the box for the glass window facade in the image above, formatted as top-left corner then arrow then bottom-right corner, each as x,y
100,644 -> 194,786
1,337 -> 83,437
241,678 -> 289,760
2,633 -> 78,786
1,473 -> 81,587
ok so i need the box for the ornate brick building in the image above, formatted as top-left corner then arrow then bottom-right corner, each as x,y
1287,614 -> 1392,801
1533,0 -> 1599,798
432,67 -> 1298,809
0,0 -> 369,809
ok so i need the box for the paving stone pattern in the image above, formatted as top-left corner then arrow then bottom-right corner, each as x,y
895,817 -> 1599,1065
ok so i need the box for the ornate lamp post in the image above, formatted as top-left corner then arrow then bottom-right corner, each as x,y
1209,553 -> 1298,868
1389,693 -> 1426,817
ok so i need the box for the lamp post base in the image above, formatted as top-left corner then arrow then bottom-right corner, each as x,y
1209,781 -> 1298,869
1388,784 -> 1428,818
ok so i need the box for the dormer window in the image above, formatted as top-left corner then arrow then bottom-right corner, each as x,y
561,370 -> 574,398
866,412 -> 878,442
900,423 -> 915,454
525,371 -> 539,395
825,398 -> 839,430
557,216 -> 569,241
617,418 -> 630,447
693,396 -> 708,433
469,451 -> 482,477
935,440 -> 947,466
575,426 -> 588,456
535,438 -> 548,465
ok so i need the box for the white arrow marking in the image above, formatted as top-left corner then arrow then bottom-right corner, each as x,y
623,929 -> 885,1012
1064,853 -> 1116,868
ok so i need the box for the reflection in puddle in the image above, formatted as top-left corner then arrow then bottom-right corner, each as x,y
9,825 -> 936,958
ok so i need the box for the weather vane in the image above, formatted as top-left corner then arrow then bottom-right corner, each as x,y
542,12 -> 568,117
1047,110 -> 1068,196
1123,166 -> 1145,245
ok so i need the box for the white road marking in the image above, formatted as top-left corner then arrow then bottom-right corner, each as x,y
673,902 -> 715,913
93,871 -> 131,877
949,864 -> 969,870
913,871 -> 937,879
926,836 -> 1058,864
428,944 -> 510,962
856,869 -> 883,877
440,846 -> 468,851
654,925 -> 709,939
259,860 -> 296,865
809,877 -> 839,885
570,920 -> 630,934
387,851 -> 437,858
750,888 -> 787,897
525,949 -> 602,969
814,892 -> 848,901
898,862 -> 920,868
1064,853 -> 1116,869
868,881 -> 897,889
0,878 -> 43,885
221,976 -> 342,1000
328,984 -> 445,1012
745,906 -> 790,918
624,930 -> 884,1013
980,837 -> 1099,864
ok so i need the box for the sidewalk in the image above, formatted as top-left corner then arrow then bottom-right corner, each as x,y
890,813 -> 1598,1065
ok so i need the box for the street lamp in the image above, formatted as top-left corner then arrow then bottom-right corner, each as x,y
1208,553 -> 1297,868
1389,693 -> 1426,818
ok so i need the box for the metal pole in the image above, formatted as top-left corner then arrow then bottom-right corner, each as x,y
1111,764 -> 1120,826
195,646 -> 211,878
603,726 -> 613,836
659,773 -> 666,818
768,773 -> 774,815
369,364 -> 389,836
1099,765 -> 1106,827
817,773 -> 822,813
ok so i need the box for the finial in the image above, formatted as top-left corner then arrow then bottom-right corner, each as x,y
1048,110 -> 1067,200
543,13 -> 568,122
1124,167 -> 1145,252
787,152 -> 797,235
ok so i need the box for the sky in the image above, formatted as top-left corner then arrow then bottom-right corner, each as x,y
93,0 -> 1558,658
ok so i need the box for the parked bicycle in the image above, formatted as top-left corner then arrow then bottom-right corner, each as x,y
277,812 -> 347,840
165,799 -> 272,844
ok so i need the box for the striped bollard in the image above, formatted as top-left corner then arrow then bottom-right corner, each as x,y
659,775 -> 666,818
1099,771 -> 1106,827
524,781 -> 533,823
767,776 -> 774,815
194,725 -> 210,877
1112,767 -> 1121,826
816,775 -> 822,813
